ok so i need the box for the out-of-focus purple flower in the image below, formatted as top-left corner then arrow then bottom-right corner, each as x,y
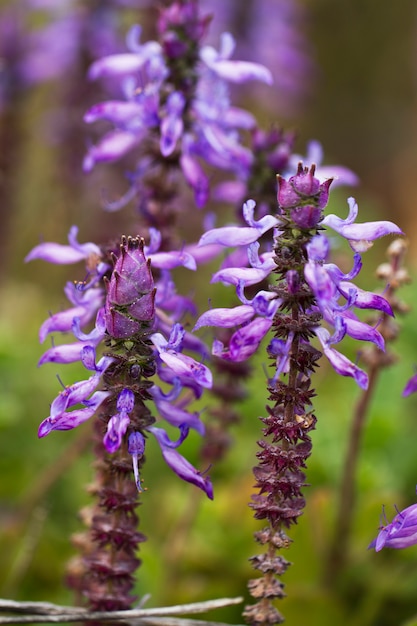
83,5 -> 273,207
25,225 -> 102,265
288,140 -> 359,189
369,491 -> 417,551
0,1 -> 130,110
200,0 -> 314,117
403,372 -> 417,397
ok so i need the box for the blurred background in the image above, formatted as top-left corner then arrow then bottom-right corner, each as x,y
2,1 -> 417,625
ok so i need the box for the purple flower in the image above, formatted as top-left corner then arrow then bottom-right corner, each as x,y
25,226 -> 102,265
304,235 -> 388,352
288,141 -> 359,189
128,431 -> 146,492
151,324 -> 213,389
369,491 -> 417,551
148,426 -> 213,499
403,372 -> 417,397
199,200 -> 279,247
321,197 -> 403,252
83,8 -> 273,207
104,388 -> 135,453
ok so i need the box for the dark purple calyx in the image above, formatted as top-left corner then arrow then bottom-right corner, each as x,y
105,236 -> 156,339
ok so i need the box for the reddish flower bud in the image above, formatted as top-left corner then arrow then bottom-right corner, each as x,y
105,236 -> 156,339
277,164 -> 332,227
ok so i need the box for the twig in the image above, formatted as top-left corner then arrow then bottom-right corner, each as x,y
0,597 -> 244,624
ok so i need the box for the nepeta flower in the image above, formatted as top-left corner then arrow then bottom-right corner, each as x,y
369,491 -> 417,551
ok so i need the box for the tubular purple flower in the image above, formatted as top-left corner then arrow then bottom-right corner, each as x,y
288,141 -> 359,188
403,372 -> 417,397
84,101 -> 144,125
200,32 -> 273,85
370,492 -> 417,551
38,288 -> 102,342
128,431 -> 146,492
179,153 -> 210,208
152,332 -> 213,389
199,200 -> 279,247
160,91 -> 185,156
103,388 -> 135,453
321,197 -> 403,251
194,305 -> 255,330
152,324 -> 212,388
83,129 -> 144,172
25,226 -> 101,264
150,396 -> 205,435
314,327 -> 368,389
149,426 -> 213,499
38,390 -> 111,438
212,317 -> 273,362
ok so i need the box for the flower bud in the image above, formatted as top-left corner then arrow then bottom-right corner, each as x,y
277,164 -> 332,227
105,236 -> 156,339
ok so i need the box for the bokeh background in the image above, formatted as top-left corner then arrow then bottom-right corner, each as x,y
2,1 -> 417,625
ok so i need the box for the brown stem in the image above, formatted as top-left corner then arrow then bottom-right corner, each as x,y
323,364 -> 379,585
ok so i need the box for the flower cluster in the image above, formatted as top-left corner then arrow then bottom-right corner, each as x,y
26,228 -> 213,498
83,0 -> 272,208
196,164 -> 401,385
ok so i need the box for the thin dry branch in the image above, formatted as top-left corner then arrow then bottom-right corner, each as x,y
0,597 -> 244,624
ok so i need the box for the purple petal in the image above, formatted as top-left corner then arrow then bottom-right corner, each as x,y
83,130 -> 142,172
104,413 -> 131,453
403,373 -> 417,397
338,282 -> 393,316
38,390 -> 110,437
25,242 -> 86,265
321,198 -> 402,244
180,152 -> 209,208
315,327 -> 368,389
151,429 -> 213,499
213,317 -> 272,362
84,101 -> 143,125
147,425 -> 189,448
158,351 -> 212,388
152,399 -> 204,434
194,305 -> 255,330
39,306 -> 91,343
339,314 -> 385,351
88,53 -> 150,80
199,215 -> 278,248
149,250 -> 196,270
38,342 -> 86,365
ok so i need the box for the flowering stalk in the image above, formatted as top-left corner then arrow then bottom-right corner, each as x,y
325,238 -> 410,583
27,232 -> 213,611
195,163 -> 401,623
82,0 -> 272,247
